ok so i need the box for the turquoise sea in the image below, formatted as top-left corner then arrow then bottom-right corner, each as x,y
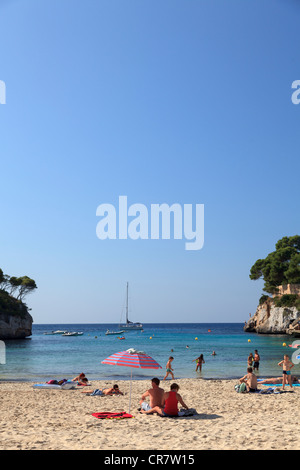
0,323 -> 298,382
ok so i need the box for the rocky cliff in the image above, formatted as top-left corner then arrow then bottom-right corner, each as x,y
0,310 -> 33,339
0,290 -> 33,339
244,298 -> 300,335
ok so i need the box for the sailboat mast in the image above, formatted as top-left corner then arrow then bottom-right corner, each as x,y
126,282 -> 129,324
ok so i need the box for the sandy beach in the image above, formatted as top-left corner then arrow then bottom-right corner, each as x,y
0,378 -> 299,451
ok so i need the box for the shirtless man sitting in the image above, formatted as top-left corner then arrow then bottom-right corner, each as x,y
139,378 -> 164,412
239,367 -> 258,392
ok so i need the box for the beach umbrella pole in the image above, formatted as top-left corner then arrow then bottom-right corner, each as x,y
129,368 -> 132,413
102,349 -> 162,414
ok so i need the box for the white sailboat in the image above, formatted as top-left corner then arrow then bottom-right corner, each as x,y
119,282 -> 143,331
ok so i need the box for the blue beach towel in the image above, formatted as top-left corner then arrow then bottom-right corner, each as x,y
261,383 -> 300,387
257,379 -> 300,387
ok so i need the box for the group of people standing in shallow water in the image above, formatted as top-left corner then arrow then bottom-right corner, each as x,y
247,350 -> 260,371
163,347 -> 298,394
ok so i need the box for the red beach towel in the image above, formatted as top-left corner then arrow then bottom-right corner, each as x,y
92,412 -> 134,420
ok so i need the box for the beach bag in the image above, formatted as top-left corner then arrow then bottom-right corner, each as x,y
58,379 -> 68,385
178,408 -> 198,416
235,383 -> 247,393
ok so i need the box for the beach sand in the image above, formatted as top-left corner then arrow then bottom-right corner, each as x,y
0,378 -> 299,450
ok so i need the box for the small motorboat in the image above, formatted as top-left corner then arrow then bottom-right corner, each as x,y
62,332 -> 83,336
44,330 -> 68,335
105,330 -> 124,336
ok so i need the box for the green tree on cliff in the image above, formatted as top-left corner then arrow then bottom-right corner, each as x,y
249,235 -> 300,294
0,268 -> 37,316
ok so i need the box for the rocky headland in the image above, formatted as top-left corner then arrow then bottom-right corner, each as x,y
0,291 -> 33,339
244,284 -> 300,335
0,269 -> 36,340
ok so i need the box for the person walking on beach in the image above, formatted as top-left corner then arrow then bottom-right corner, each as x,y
253,350 -> 260,371
139,378 -> 164,412
141,383 -> 189,417
278,355 -> 295,390
192,354 -> 205,372
163,357 -> 175,380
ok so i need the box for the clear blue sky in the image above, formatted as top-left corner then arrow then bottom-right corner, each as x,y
0,0 -> 299,323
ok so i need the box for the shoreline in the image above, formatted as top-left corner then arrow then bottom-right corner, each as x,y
0,377 -> 299,450
1,374 -> 300,384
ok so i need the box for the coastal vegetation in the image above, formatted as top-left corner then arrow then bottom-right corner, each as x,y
0,268 -> 37,317
245,236 -> 300,334
250,235 -> 300,294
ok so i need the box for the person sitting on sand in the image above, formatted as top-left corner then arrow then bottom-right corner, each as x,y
77,377 -> 90,386
239,367 -> 258,393
72,373 -> 86,382
139,378 -> 164,412
141,383 -> 189,417
278,355 -> 295,390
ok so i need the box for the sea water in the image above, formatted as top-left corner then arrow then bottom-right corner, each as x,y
0,323 -> 298,382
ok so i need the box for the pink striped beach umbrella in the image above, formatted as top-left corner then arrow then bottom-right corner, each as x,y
102,349 -> 162,412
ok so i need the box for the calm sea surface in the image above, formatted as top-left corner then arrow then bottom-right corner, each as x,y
0,323 -> 298,382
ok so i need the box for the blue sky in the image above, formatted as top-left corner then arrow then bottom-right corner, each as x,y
0,0 -> 299,323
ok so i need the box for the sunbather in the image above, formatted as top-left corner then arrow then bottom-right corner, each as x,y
81,384 -> 123,395
259,376 -> 299,384
102,384 -> 124,395
72,373 -> 86,382
77,377 -> 90,386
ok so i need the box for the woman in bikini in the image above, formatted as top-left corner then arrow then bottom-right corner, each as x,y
192,354 -> 205,372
